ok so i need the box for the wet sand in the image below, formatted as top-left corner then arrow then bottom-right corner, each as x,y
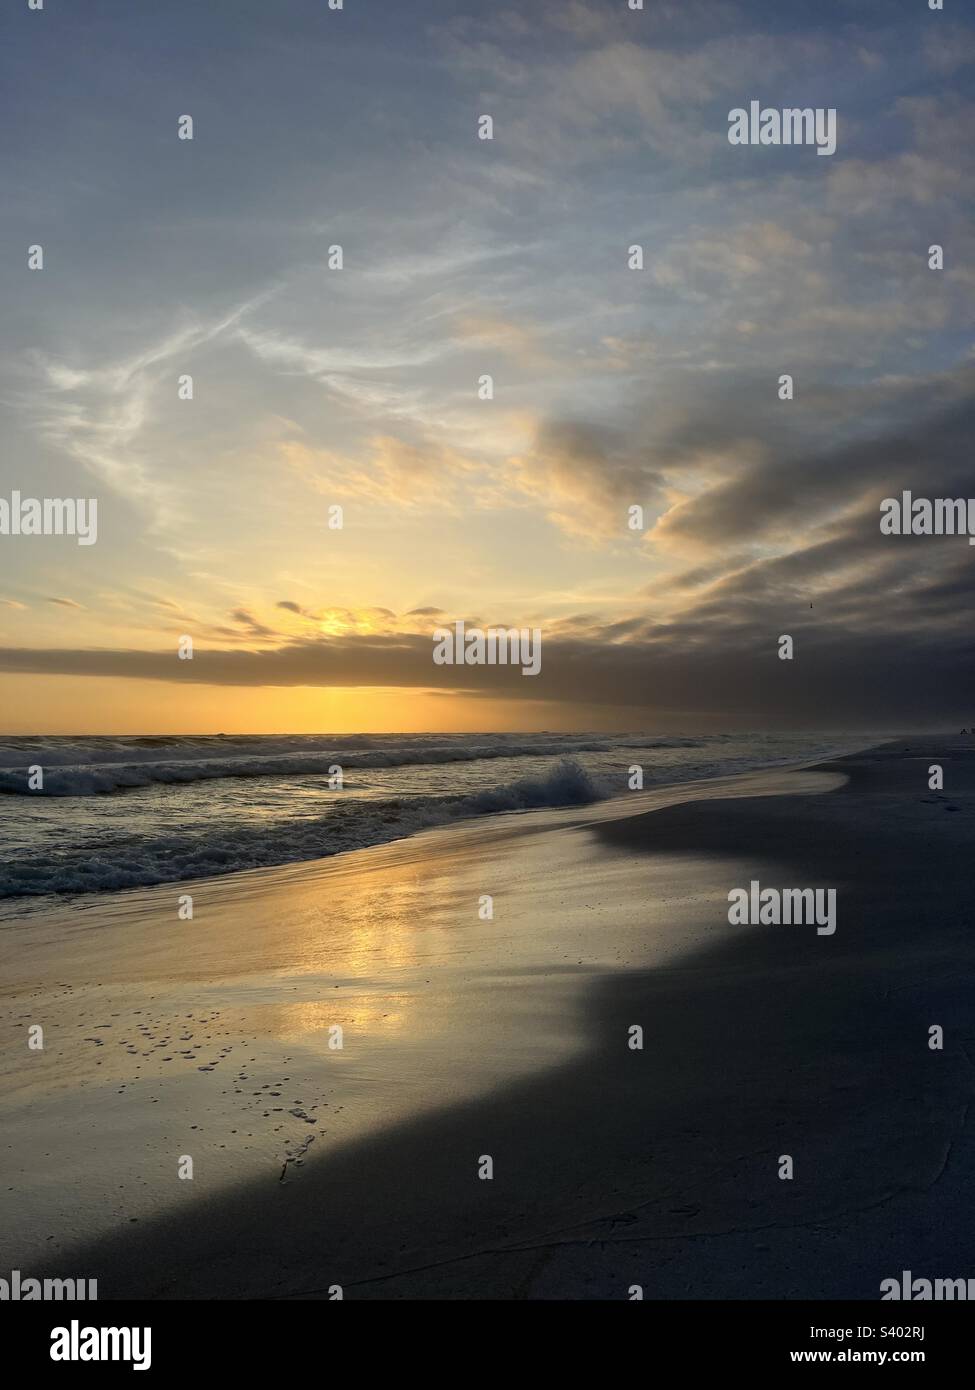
2,737 -> 973,1298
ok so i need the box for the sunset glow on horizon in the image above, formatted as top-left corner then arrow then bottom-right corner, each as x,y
2,0 -> 973,733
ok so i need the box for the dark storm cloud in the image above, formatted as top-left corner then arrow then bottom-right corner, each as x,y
1,609 -> 972,726
659,389 -> 973,550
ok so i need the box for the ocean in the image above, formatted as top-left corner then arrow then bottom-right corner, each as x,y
0,731 -> 869,904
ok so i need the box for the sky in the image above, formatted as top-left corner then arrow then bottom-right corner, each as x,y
1,0 -> 973,734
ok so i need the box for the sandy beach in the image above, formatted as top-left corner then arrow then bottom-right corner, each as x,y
2,736 -> 973,1299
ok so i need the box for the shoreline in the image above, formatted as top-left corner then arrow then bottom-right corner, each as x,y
3,735 -> 973,1298
0,733 -> 874,923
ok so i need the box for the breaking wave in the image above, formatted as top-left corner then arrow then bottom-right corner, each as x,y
0,758 -> 607,898
0,734 -> 702,797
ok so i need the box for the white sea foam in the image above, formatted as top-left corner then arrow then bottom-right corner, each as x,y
0,758 -> 606,898
0,733 -> 703,796
0,732 -> 868,903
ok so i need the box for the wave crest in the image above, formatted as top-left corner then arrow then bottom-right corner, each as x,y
0,758 -> 607,899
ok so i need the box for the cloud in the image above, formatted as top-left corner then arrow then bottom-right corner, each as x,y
228,608 -> 280,640
17,291 -> 274,545
282,435 -> 482,510
508,419 -> 666,539
651,371 -> 975,553
4,0 -> 974,732
1,616 -> 970,727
